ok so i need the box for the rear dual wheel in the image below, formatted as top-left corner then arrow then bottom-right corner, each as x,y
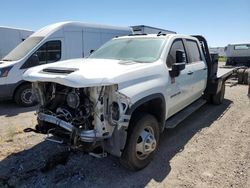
212,82 -> 225,105
238,69 -> 245,84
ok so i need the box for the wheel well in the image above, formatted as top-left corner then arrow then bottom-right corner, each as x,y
13,82 -> 31,99
129,97 -> 166,132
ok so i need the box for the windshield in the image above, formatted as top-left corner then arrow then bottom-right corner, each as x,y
2,37 -> 44,61
89,38 -> 166,63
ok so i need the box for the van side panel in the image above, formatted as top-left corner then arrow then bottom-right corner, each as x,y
82,28 -> 131,57
83,28 -> 102,57
100,29 -> 118,43
0,28 -> 33,59
64,31 -> 83,59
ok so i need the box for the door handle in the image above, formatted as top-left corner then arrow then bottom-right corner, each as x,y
187,71 -> 193,75
203,68 -> 207,70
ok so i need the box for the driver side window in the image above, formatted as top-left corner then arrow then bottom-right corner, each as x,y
166,40 -> 187,68
21,40 -> 61,69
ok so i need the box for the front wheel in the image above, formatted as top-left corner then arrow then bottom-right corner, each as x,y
14,84 -> 37,107
120,113 -> 160,171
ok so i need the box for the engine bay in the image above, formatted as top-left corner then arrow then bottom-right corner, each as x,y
40,83 -> 95,131
31,82 -> 130,152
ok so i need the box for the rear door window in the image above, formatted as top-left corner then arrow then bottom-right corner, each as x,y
186,40 -> 202,63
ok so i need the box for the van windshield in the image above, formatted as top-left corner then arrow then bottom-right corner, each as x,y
2,37 -> 44,61
88,38 -> 166,63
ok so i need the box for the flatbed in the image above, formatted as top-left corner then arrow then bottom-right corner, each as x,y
217,67 -> 235,79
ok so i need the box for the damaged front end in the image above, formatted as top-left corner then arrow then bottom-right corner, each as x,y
32,82 -> 131,156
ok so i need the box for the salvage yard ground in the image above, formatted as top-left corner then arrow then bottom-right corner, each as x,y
0,84 -> 249,188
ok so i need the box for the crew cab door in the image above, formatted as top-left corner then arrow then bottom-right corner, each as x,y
166,39 -> 195,117
184,39 -> 207,100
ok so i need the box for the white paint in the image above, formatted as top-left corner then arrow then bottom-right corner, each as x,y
24,34 -> 208,120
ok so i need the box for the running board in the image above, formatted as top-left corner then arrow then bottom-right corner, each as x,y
165,99 -> 207,129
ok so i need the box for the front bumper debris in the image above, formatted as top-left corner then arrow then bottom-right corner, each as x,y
38,113 -> 109,142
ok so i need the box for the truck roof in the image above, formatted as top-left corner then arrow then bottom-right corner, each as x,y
115,33 -> 198,40
131,25 -> 176,34
32,21 -> 131,37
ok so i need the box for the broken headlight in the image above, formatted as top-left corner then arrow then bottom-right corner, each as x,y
66,91 -> 80,109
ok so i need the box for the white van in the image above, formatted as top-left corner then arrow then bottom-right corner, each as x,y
0,22 -> 132,106
0,26 -> 33,59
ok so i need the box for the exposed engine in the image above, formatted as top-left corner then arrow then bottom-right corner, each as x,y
40,83 -> 95,131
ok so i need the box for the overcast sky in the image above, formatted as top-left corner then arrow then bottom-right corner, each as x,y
1,0 -> 249,47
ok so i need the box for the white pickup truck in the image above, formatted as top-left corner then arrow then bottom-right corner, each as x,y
23,34 -> 234,171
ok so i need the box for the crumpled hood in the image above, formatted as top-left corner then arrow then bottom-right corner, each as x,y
23,58 -> 160,88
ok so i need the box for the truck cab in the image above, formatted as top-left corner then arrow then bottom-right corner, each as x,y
23,34 -> 231,171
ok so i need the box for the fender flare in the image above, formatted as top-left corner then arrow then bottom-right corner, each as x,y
126,93 -> 166,131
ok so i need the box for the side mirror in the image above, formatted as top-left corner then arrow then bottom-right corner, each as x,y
170,63 -> 186,77
172,62 -> 185,71
169,50 -> 186,77
90,49 -> 95,54
30,54 -> 40,65
176,50 -> 186,63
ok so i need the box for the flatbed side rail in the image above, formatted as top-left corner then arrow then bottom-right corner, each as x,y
217,67 -> 236,81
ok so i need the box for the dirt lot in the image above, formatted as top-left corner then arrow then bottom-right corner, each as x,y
0,84 -> 249,188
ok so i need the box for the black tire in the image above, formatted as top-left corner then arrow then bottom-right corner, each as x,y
120,113 -> 160,171
243,69 -> 249,84
14,84 -> 37,107
212,82 -> 225,105
237,69 -> 245,84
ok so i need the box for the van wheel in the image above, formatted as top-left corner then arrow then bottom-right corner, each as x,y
14,84 -> 36,107
212,82 -> 225,105
120,113 -> 159,171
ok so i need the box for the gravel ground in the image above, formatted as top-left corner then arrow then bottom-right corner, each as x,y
0,84 -> 249,188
